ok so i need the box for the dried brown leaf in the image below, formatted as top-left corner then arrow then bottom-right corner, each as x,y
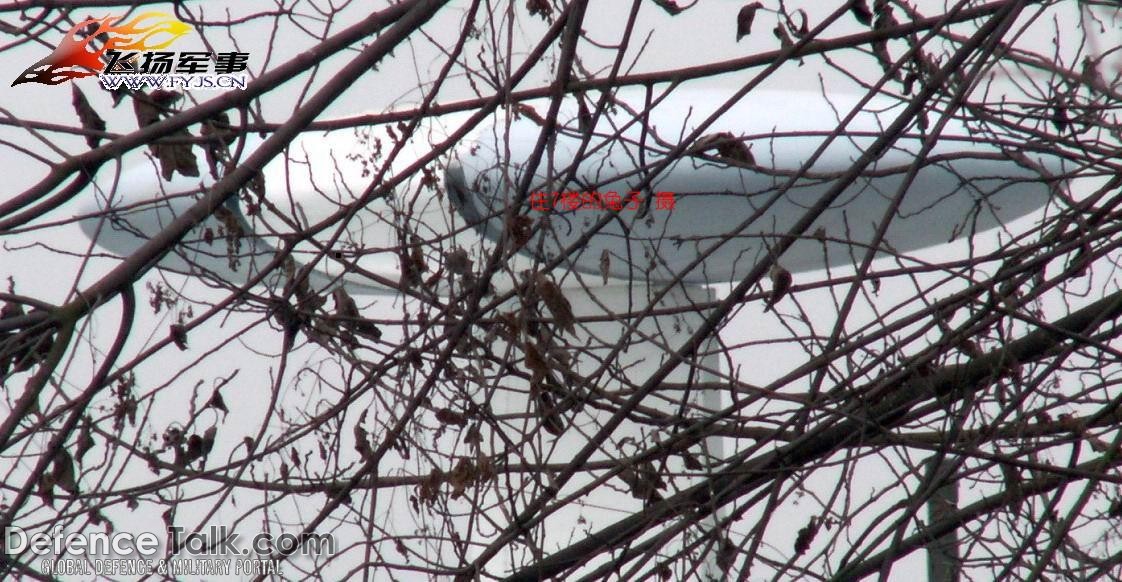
532,381 -> 565,436
332,287 -> 381,340
409,241 -> 427,275
619,461 -> 665,504
75,420 -> 95,465
435,407 -> 467,427
202,426 -> 216,457
576,94 -> 593,135
155,134 -> 200,181
764,264 -> 792,312
680,450 -> 704,471
444,247 -> 473,275
52,449 -> 78,494
534,272 -> 576,334
169,323 -> 188,350
418,467 -> 443,505
526,0 -> 552,20
38,473 -> 55,507
523,340 -> 550,376
717,138 -> 754,165
354,411 -> 373,460
132,92 -> 198,180
200,112 -> 233,179
333,287 -> 359,319
736,3 -> 763,41
698,132 -> 754,165
651,0 -> 684,15
89,509 -> 114,534
850,0 -> 872,25
716,535 -> 737,571
448,457 -> 474,498
1051,105 -> 1069,132
599,249 -> 611,285
515,103 -> 546,125
506,214 -> 533,249
132,95 -> 160,128
957,339 -> 982,358
208,388 -> 228,414
71,84 -> 105,148
794,516 -> 819,556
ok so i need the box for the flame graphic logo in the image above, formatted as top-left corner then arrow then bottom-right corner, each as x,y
12,12 -> 191,86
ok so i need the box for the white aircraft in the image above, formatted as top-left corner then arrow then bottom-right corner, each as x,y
76,87 -> 1061,579
78,88 -> 1059,292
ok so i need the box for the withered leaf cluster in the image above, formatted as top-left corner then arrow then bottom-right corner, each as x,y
329,286 -> 382,346
618,461 -> 667,506
414,455 -> 495,507
696,132 -> 755,165
37,449 -> 79,506
525,0 -> 552,20
132,90 -> 199,181
71,85 -> 106,148
167,426 -> 216,468
533,272 -> 576,335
